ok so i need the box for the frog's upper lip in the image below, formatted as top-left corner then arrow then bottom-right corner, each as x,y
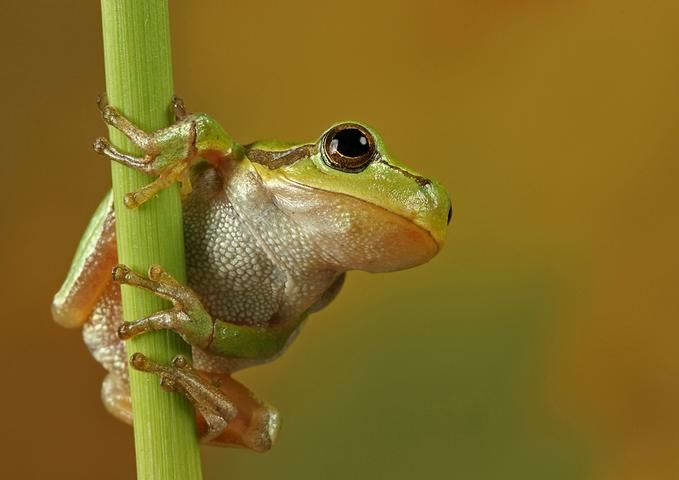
282,176 -> 443,251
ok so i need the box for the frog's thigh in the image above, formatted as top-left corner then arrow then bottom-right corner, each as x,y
101,372 -> 132,425
197,371 -> 279,452
52,191 -> 117,328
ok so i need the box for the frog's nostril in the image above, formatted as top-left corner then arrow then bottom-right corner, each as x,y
447,205 -> 452,225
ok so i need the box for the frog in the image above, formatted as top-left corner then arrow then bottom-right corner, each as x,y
52,95 -> 452,452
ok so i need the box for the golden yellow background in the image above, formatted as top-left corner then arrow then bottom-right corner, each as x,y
1,1 -> 678,478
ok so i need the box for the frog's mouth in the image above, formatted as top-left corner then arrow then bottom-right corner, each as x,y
280,174 -> 445,246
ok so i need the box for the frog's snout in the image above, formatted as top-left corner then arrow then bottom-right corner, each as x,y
411,180 -> 451,250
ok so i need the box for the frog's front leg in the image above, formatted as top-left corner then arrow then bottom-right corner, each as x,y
93,94 -> 235,208
113,264 -> 295,359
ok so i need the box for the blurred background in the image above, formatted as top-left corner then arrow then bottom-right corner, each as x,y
1,1 -> 678,478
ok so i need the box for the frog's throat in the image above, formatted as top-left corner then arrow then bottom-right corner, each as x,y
278,174 -> 441,252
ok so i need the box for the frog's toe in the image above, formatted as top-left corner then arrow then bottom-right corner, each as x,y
172,95 -> 188,120
112,264 -> 198,308
95,94 -> 155,153
120,150 -> 193,209
93,137 -> 156,173
95,92 -> 109,114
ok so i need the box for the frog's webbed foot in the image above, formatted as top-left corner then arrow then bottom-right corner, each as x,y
130,353 -> 237,443
92,93 -> 230,208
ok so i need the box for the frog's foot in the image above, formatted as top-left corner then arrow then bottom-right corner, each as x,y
130,353 -> 237,443
113,264 -> 214,349
93,94 -> 224,208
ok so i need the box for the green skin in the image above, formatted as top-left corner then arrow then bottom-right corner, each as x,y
52,97 -> 451,448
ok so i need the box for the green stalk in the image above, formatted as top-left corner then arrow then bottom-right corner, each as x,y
100,1 -> 203,478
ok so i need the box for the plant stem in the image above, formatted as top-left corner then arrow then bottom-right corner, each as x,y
100,1 -> 203,478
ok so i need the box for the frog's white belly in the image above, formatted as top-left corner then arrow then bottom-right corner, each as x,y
183,187 -> 287,328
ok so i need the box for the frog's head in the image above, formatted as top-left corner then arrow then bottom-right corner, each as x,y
247,122 -> 452,273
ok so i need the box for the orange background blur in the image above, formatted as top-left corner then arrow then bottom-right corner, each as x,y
1,1 -> 678,479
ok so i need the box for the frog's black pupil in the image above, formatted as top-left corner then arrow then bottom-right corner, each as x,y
333,128 -> 370,158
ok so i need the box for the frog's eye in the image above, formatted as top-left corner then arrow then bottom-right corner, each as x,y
321,123 -> 375,172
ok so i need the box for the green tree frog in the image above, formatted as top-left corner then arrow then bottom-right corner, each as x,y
52,96 -> 452,452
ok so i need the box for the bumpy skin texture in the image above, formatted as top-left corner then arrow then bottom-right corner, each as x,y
53,107 -> 451,451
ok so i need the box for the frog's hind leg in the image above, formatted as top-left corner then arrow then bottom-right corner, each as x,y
130,353 -> 279,452
52,191 -> 117,329
102,372 -> 133,425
